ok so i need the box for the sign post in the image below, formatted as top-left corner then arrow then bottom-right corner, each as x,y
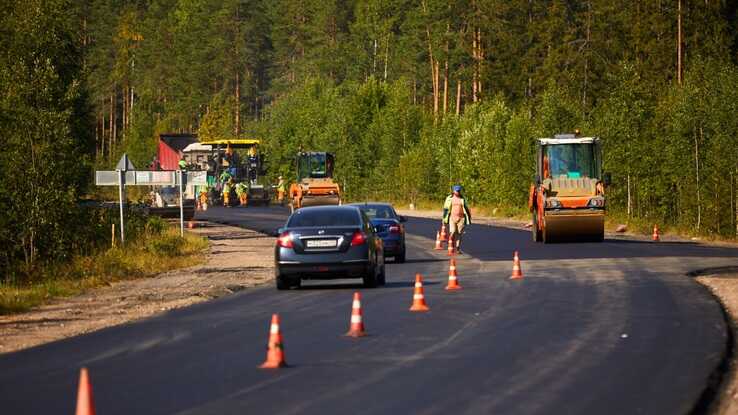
114,154 -> 136,244
96,159 -> 206,241
178,169 -> 185,237
117,169 -> 125,244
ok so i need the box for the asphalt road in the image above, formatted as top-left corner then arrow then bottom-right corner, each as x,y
2,205 -> 738,414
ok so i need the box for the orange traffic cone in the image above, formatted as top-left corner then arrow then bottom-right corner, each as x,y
410,274 -> 430,312
652,224 -> 660,242
75,367 -> 95,415
434,231 -> 443,250
447,235 -> 455,256
440,224 -> 448,242
187,220 -> 195,229
259,314 -> 287,369
510,251 -> 524,280
445,258 -> 462,290
345,292 -> 367,337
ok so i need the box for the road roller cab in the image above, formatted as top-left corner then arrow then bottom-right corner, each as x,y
529,134 -> 610,242
289,152 -> 341,211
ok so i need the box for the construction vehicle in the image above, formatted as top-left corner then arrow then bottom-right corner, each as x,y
289,152 -> 341,211
193,138 -> 271,206
528,133 -> 610,243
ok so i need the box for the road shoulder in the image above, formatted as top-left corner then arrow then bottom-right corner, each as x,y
0,222 -> 274,354
696,271 -> 738,415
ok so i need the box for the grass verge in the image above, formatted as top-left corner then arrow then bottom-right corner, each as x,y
0,227 -> 208,315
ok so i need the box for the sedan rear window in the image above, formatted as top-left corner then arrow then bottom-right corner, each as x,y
288,209 -> 361,227
359,205 -> 396,219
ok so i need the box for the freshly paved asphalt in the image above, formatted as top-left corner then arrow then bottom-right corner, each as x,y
1,205 -> 737,414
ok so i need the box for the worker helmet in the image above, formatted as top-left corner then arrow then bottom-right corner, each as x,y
452,185 -> 462,192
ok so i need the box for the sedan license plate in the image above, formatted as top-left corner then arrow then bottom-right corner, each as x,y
306,239 -> 337,248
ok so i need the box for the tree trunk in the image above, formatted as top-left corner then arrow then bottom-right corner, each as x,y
384,34 -> 389,81
434,60 -> 440,119
472,31 -> 478,103
109,92 -> 114,159
443,59 -> 448,115
477,28 -> 483,98
627,174 -> 632,217
456,79 -> 462,116
583,0 -> 591,109
235,71 -> 241,137
677,0 -> 683,86
695,126 -> 701,231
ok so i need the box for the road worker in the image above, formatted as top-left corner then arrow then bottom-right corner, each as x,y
222,178 -> 233,207
178,157 -> 187,170
236,181 -> 249,206
276,176 -> 286,205
442,184 -> 472,254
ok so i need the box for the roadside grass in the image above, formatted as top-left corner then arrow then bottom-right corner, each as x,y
0,227 -> 208,315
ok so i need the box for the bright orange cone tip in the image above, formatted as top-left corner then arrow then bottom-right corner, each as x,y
259,314 -> 287,369
510,251 -> 524,280
445,258 -> 462,290
345,292 -> 367,337
75,367 -> 95,415
409,273 -> 430,312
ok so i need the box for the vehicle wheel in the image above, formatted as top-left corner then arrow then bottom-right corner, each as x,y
378,264 -> 386,286
276,276 -> 289,290
363,265 -> 378,288
395,248 -> 406,263
276,276 -> 300,290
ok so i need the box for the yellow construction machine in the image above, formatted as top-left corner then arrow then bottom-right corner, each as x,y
528,133 -> 611,242
289,152 -> 341,211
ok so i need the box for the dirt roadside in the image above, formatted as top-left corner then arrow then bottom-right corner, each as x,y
0,222 -> 274,354
697,273 -> 738,415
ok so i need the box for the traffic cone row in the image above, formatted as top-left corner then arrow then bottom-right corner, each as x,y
71,250 -> 525,411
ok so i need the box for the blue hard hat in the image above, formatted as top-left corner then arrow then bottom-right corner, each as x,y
452,185 -> 462,192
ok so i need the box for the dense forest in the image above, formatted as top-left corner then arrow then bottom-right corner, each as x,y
2,0 -> 738,279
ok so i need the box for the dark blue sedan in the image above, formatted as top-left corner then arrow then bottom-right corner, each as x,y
350,203 -> 407,263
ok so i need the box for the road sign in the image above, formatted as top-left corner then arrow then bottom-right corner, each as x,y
95,167 -> 209,242
115,153 -> 137,171
95,170 -> 206,186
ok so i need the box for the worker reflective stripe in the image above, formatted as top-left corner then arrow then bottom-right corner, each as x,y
351,315 -> 362,324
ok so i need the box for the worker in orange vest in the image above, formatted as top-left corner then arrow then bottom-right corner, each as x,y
442,185 -> 472,254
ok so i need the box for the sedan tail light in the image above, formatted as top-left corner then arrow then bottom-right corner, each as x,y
277,231 -> 294,248
350,231 -> 367,246
389,225 -> 402,234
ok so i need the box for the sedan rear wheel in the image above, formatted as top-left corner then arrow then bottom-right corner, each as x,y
377,263 -> 386,286
276,275 -> 300,290
395,248 -> 406,263
362,264 -> 379,288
